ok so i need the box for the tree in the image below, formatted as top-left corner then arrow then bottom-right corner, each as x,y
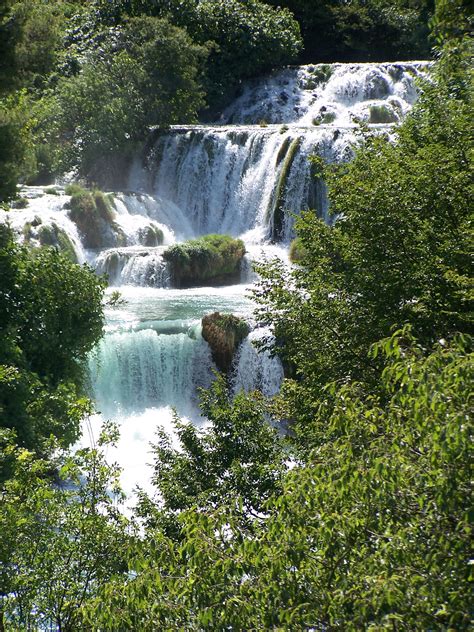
252,43 -> 472,438
0,225 -> 106,461
0,425 -> 132,631
82,332 -> 472,630
100,0 -> 303,110
55,15 -> 207,176
138,375 -> 287,536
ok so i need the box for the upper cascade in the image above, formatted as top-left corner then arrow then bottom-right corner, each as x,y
219,62 -> 430,126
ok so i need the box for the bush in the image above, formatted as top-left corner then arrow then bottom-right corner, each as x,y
163,234 -> 245,288
66,184 -> 121,249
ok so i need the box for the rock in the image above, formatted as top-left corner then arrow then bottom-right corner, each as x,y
202,312 -> 249,373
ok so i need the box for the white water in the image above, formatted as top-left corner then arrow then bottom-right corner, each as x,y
4,62 -> 427,501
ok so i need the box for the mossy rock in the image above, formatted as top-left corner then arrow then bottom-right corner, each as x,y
66,184 -> 119,249
37,223 -> 78,262
163,234 -> 246,288
313,110 -> 337,126
311,64 -> 333,86
202,312 -> 249,373
11,197 -> 28,209
138,225 -> 164,247
368,105 -> 398,124
44,186 -> 59,195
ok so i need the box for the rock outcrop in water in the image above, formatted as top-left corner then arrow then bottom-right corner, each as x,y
163,235 -> 246,288
202,312 -> 250,373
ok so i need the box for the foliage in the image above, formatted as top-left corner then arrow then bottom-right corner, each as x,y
66,184 -> 126,249
55,16 -> 206,176
138,375 -> 287,537
84,333 -> 472,629
253,47 -> 473,430
0,93 -> 34,201
0,224 -> 106,458
0,0 -> 65,94
163,234 -> 246,288
110,0 -> 302,110
184,0 -> 302,108
262,0 -> 433,62
0,426 -> 132,631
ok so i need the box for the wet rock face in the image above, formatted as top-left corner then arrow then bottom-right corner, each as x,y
201,312 -> 249,373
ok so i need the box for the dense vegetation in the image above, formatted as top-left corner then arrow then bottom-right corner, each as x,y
0,0 -> 472,629
163,234 -> 246,287
0,225 -> 106,472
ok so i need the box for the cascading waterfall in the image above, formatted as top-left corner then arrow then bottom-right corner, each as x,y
132,125 -> 354,243
2,62 -> 428,498
89,322 -> 215,417
95,247 -> 171,287
232,328 -> 285,398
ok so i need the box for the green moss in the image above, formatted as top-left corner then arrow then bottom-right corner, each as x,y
66,184 -> 117,249
44,186 -> 59,195
22,222 -> 33,242
313,111 -> 337,126
311,64 -> 333,85
289,237 -> 307,263
201,312 -> 250,373
368,105 -> 397,124
93,190 -> 114,222
163,234 -> 246,288
269,137 -> 301,241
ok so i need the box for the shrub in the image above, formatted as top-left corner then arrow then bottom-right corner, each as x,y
66,184 -> 117,249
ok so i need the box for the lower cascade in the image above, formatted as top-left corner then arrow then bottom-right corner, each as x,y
1,61 -> 426,497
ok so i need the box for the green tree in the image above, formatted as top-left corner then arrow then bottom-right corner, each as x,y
262,0 -> 433,62
0,225 -> 106,460
0,93 -> 34,201
83,332 -> 472,630
139,376 -> 287,536
0,425 -> 131,631
55,15 -> 206,176
253,44 -> 472,439
100,0 -> 302,110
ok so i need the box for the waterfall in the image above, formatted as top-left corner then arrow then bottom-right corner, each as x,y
4,62 -> 429,496
130,125 -> 355,243
220,62 -> 428,126
232,328 -> 284,398
95,247 -> 171,287
89,327 -> 214,416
